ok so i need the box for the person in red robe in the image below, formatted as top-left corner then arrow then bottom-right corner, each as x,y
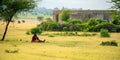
31,33 -> 45,43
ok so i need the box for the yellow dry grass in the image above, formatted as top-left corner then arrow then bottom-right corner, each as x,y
0,20 -> 120,60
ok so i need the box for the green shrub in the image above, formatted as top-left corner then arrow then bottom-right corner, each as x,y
87,18 -> 99,26
63,27 -> 69,31
66,32 -> 75,36
92,23 -> 116,32
31,27 -> 42,35
59,8 -> 70,21
112,15 -> 120,25
40,21 -> 60,31
39,18 -> 120,32
5,49 -> 19,53
100,29 -> 110,37
86,18 -> 108,32
100,40 -> 118,46
79,32 -> 91,36
26,31 -> 30,35
37,16 -> 44,21
67,19 -> 82,24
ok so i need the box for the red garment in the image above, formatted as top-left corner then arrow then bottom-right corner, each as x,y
31,35 -> 39,42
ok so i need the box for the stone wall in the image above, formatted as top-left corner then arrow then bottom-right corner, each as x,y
53,10 -> 113,22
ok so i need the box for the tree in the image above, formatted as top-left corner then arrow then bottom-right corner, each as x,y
111,0 -> 120,24
0,0 -> 36,41
111,0 -> 120,11
59,7 -> 70,21
112,15 -> 120,25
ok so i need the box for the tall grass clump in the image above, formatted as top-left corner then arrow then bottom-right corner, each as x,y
100,29 -> 110,37
100,40 -> 118,46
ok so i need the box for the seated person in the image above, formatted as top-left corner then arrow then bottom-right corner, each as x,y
31,33 -> 45,43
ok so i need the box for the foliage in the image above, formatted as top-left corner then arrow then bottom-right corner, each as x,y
111,0 -> 120,26
59,7 -> 70,21
100,40 -> 118,46
100,29 -> 110,37
5,49 -> 19,53
0,0 -> 36,21
40,21 -> 60,31
26,30 -> 31,35
89,23 -> 118,32
39,18 -> 120,32
30,27 -> 42,35
67,19 -> 82,24
37,16 -> 44,21
78,32 -> 97,36
111,0 -> 120,11
0,0 -> 36,41
63,27 -> 69,31
112,15 -> 120,25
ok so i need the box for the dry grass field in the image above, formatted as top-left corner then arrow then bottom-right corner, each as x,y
0,20 -> 120,60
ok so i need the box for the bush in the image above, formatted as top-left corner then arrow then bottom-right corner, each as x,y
63,27 -> 69,31
39,18 -> 120,32
26,31 -> 30,35
87,18 -> 108,32
100,29 -> 110,37
100,40 -> 118,46
37,16 -> 44,21
40,21 -> 60,31
93,23 -> 116,32
5,49 -> 19,53
78,32 -> 96,36
67,19 -> 82,24
59,8 -> 70,21
112,15 -> 120,25
31,27 -> 42,35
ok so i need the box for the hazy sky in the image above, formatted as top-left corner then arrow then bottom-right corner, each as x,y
37,0 -> 113,10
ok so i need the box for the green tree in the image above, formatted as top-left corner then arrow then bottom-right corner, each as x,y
112,15 -> 120,25
112,0 -> 120,11
111,0 -> 120,24
59,7 -> 70,21
0,0 -> 36,41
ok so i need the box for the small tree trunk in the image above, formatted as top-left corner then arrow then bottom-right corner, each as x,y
1,21 -> 10,41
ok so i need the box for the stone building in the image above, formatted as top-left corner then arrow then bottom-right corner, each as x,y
53,10 -> 113,22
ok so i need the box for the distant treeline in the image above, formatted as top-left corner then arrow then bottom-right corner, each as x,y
19,7 -> 53,16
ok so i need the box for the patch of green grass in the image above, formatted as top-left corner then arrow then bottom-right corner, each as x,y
78,32 -> 97,36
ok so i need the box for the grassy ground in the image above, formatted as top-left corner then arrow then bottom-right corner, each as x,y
0,20 -> 120,60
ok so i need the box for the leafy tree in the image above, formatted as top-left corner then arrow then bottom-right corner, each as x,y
31,27 -> 42,35
111,0 -> 120,11
59,7 -> 70,21
111,0 -> 120,25
112,15 -> 120,25
0,0 -> 36,41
